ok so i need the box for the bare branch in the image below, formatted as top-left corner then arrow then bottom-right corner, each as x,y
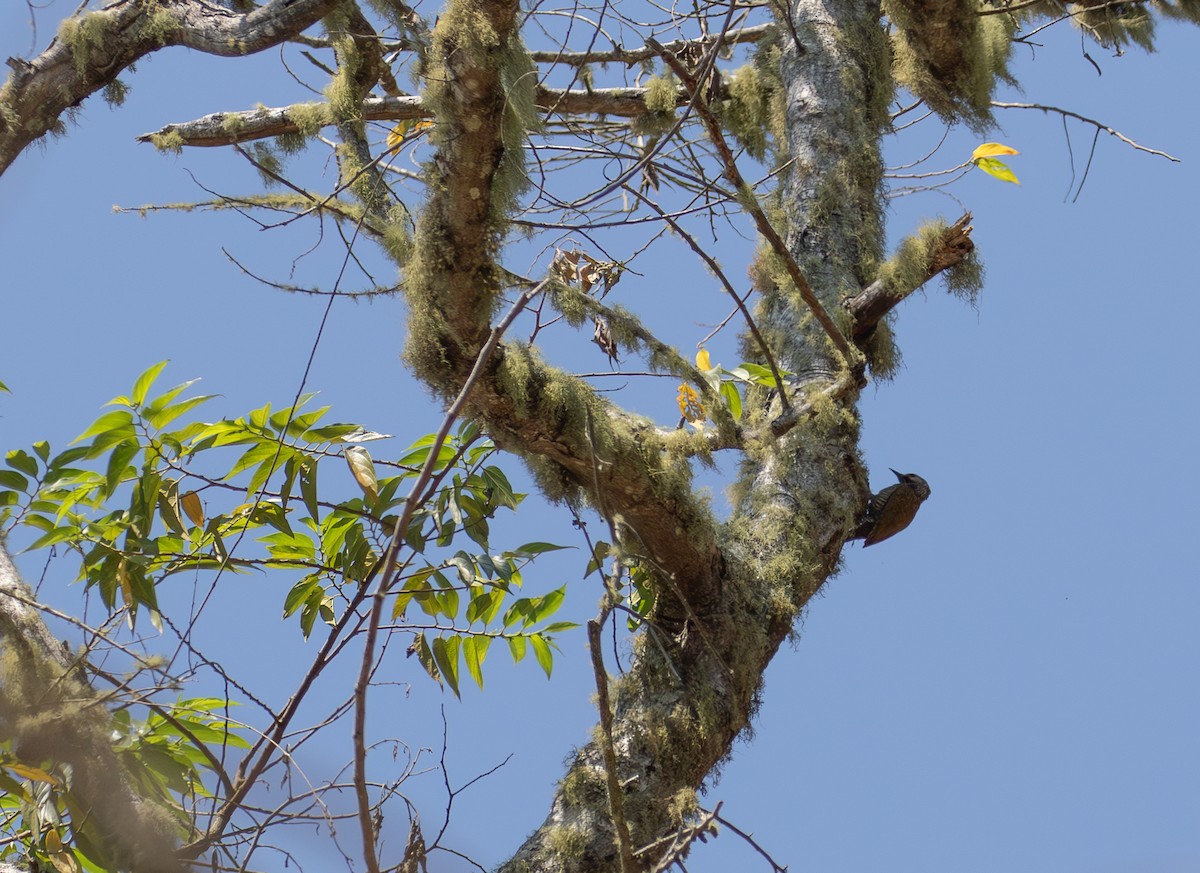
529,22 -> 776,65
992,101 -> 1179,161
587,617 -> 636,873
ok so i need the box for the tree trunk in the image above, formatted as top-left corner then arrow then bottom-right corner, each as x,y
491,0 -> 886,869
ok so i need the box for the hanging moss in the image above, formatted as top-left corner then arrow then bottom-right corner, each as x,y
380,206 -> 414,265
885,0 -> 1016,132
543,824 -> 588,862
286,102 -> 333,139
633,73 -> 681,135
146,130 -> 184,153
862,316 -> 902,380
876,217 -> 984,307
1071,0 -> 1156,49
57,13 -> 109,76
716,49 -> 785,162
102,78 -> 128,107
944,248 -> 984,305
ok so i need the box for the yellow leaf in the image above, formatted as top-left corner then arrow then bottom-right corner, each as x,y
44,827 -> 63,855
677,384 -> 705,425
972,142 -> 1020,160
385,119 -> 433,153
386,123 -> 409,152
696,349 -> 712,371
973,156 -> 1020,185
5,763 -> 60,785
344,446 -> 378,501
181,490 -> 205,527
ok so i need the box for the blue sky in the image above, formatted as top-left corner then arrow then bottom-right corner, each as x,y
1,4 -> 1197,872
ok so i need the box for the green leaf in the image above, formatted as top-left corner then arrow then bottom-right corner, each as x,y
284,576 -> 322,618
411,634 -> 440,686
720,380 -> 743,421
507,634 -> 527,663
226,441 -> 282,481
973,156 -> 1020,185
730,363 -> 774,385
0,470 -> 28,491
309,425 -> 391,444
540,621 -> 580,633
466,589 -> 504,625
529,633 -> 554,678
481,466 -> 521,509
27,524 -> 82,551
157,488 -> 186,536
0,379 -> 8,393
300,459 -> 320,522
397,442 -> 458,470
447,551 -> 476,584
514,541 -> 569,557
431,635 -> 461,698
104,439 -> 141,498
145,393 -> 214,431
284,406 -> 332,438
131,361 -> 170,406
462,635 -> 491,689
502,597 -> 533,629
6,449 -> 39,478
585,540 -> 611,577
526,586 -> 564,623
73,409 -> 136,448
253,501 -> 294,536
261,530 -> 316,563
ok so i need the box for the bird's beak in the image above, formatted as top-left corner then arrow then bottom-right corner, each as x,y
889,468 -> 903,480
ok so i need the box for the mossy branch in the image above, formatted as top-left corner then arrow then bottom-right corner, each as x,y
0,0 -> 349,177
136,85 -> 702,149
844,212 -> 977,344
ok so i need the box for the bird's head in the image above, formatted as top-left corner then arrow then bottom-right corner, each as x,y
889,469 -> 931,500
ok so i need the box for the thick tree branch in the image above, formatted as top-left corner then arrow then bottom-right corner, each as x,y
136,85 -> 688,149
404,0 -> 722,612
0,0 -> 348,176
844,212 -> 975,343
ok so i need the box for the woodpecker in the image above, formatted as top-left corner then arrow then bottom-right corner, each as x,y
850,469 -> 931,547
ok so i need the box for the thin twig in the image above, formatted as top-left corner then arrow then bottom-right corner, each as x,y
992,101 -> 1179,161
648,38 -> 858,368
587,617 -> 637,873
622,183 -> 791,411
710,808 -> 787,872
349,278 -> 550,872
